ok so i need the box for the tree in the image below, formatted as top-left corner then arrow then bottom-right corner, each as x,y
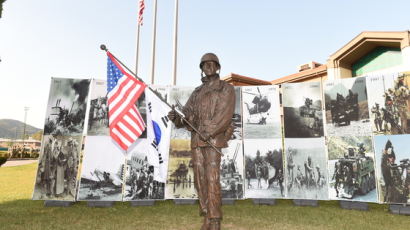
0,0 -> 6,18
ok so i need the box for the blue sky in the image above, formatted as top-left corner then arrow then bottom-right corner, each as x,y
1,0 -> 410,128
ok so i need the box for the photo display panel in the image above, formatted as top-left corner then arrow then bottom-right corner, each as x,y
324,76 -> 377,202
282,81 -> 328,200
77,136 -> 125,201
242,85 -> 284,199
33,78 -> 90,201
221,87 -> 244,199
368,71 -> 410,204
165,87 -> 197,199
123,139 -> 165,201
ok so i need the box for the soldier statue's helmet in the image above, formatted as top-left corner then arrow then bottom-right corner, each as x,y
199,53 -> 220,69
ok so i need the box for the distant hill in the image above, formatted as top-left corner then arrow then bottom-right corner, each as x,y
0,119 -> 41,139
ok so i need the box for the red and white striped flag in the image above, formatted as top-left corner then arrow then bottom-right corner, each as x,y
138,0 -> 145,25
106,51 -> 146,151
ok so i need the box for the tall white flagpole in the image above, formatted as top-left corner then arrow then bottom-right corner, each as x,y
135,0 -> 144,75
172,0 -> 179,86
150,0 -> 158,85
135,24 -> 141,75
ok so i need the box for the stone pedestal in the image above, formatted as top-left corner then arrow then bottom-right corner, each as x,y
44,200 -> 73,207
339,201 -> 368,211
130,200 -> 155,206
293,199 -> 318,207
389,204 -> 410,215
173,199 -> 197,205
87,201 -> 114,207
252,199 -> 276,205
222,199 -> 235,205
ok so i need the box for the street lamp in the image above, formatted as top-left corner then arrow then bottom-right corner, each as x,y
22,106 -> 29,158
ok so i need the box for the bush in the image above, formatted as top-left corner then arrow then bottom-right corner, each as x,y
0,157 -> 7,167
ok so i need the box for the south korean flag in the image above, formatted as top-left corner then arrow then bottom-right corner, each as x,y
146,89 -> 172,183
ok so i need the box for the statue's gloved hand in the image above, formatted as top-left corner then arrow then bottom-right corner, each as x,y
167,106 -> 179,122
199,132 -> 211,142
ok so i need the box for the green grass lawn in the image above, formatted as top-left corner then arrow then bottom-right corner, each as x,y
0,163 -> 409,230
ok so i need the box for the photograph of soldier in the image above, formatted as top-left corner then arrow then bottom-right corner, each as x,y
366,73 -> 410,135
282,82 -> 324,138
326,136 -> 377,202
33,135 -> 82,201
244,139 -> 284,198
242,85 -> 281,139
230,87 -> 243,140
324,77 -> 371,136
284,138 -> 328,200
87,79 -> 109,136
220,140 -> 244,199
374,135 -> 410,204
77,136 -> 125,201
124,139 -> 165,200
44,78 -> 90,136
165,138 -> 197,199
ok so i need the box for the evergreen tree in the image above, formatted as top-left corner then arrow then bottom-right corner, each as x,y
0,0 -> 6,18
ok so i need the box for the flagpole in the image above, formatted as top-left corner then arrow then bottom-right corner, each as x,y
171,0 -> 179,86
135,24 -> 141,75
100,45 -> 223,156
150,0 -> 158,84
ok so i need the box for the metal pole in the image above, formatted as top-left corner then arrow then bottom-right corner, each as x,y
22,106 -> 29,158
135,24 -> 141,75
172,0 -> 179,86
150,0 -> 158,84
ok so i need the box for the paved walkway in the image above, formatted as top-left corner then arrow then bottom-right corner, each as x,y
2,159 -> 38,167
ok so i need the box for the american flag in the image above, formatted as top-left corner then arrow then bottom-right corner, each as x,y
106,51 -> 146,151
138,0 -> 145,25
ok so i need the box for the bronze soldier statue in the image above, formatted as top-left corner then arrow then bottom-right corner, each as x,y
168,53 -> 235,230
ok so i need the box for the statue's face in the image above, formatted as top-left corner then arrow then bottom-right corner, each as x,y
201,61 -> 219,76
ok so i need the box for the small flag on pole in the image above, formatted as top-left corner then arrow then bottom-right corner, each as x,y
106,51 -> 146,151
138,0 -> 145,25
146,89 -> 172,182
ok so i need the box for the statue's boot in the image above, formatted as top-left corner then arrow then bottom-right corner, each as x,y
200,217 -> 210,230
208,218 -> 221,230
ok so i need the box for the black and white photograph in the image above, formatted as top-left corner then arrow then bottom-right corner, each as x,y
326,136 -> 377,202
242,86 -> 281,139
282,82 -> 324,138
87,79 -> 109,136
33,135 -> 82,201
77,136 -> 125,201
374,134 -> 410,204
244,139 -> 284,198
136,89 -> 147,138
44,78 -> 91,136
221,140 -> 244,199
324,77 -> 371,136
366,73 -> 410,135
230,87 -> 243,140
165,139 -> 197,199
284,138 -> 328,200
150,85 -> 170,103
123,139 -> 165,200
169,87 -> 195,140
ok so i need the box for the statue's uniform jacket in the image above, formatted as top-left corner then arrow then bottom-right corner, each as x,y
174,76 -> 235,220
